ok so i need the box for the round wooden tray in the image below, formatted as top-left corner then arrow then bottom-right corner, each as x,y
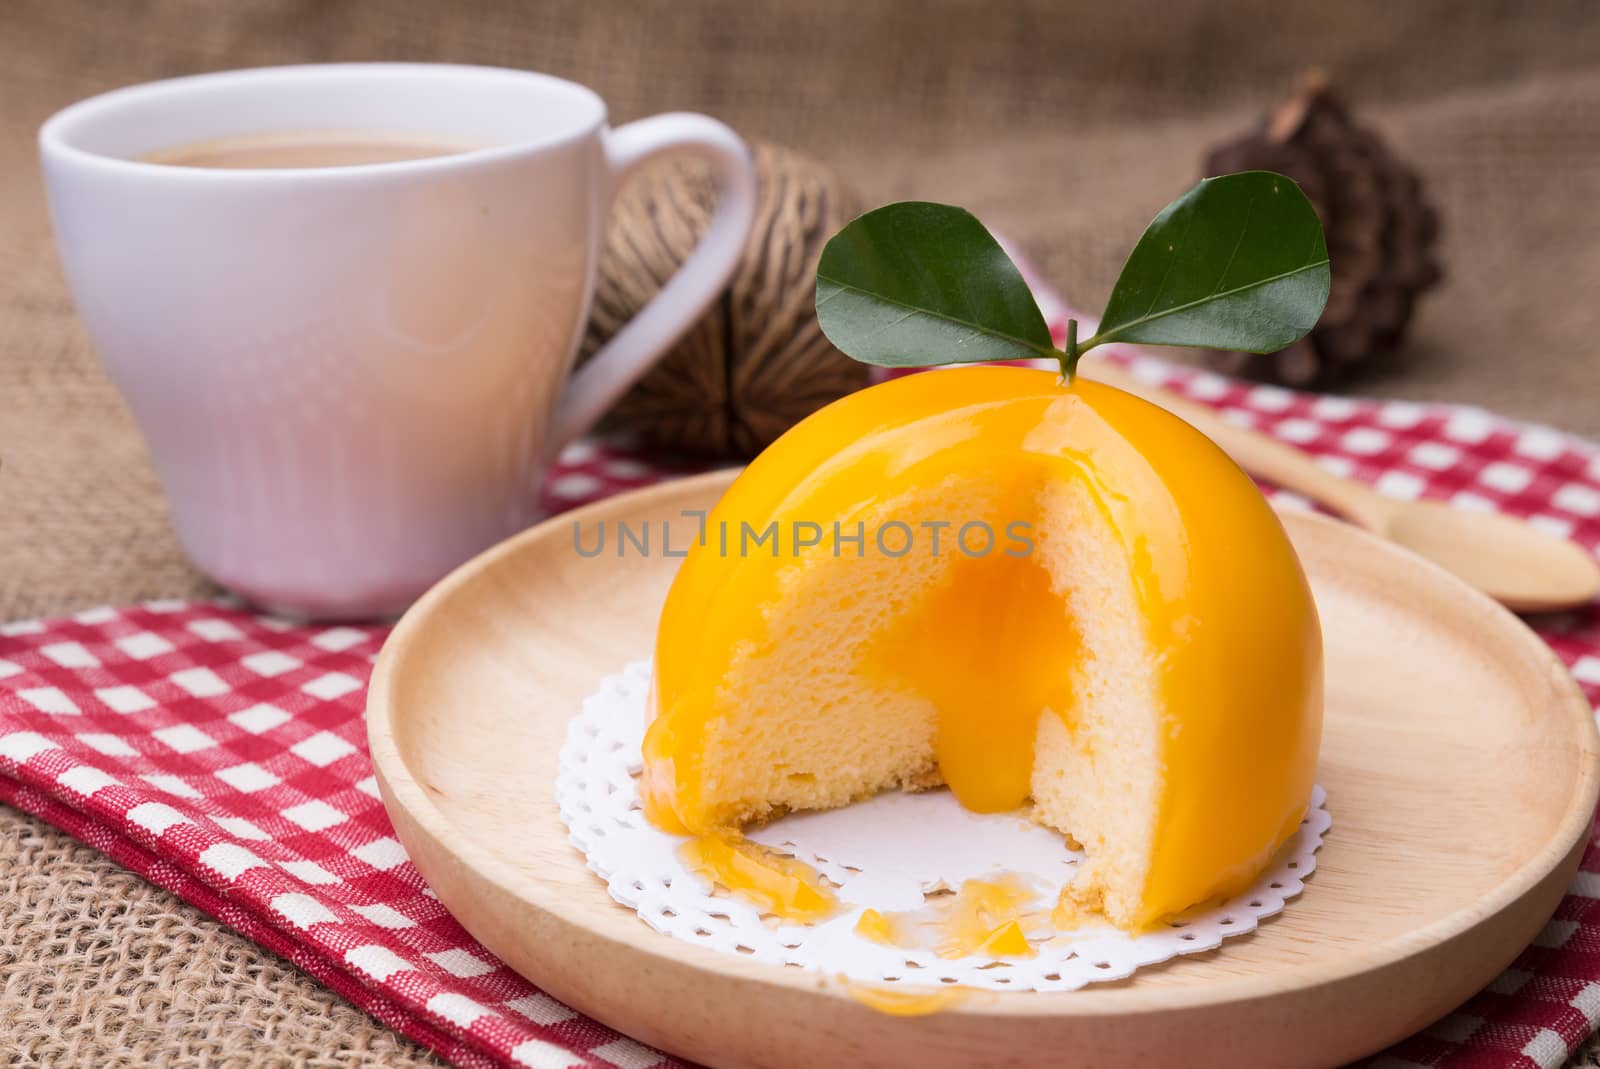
367,470 -> 1599,1069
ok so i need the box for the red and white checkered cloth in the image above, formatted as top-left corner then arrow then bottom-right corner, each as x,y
3,316 -> 1600,1068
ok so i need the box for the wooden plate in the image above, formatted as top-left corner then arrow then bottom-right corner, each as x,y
367,471 -> 1599,1069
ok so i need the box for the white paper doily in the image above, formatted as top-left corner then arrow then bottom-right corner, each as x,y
558,660 -> 1331,992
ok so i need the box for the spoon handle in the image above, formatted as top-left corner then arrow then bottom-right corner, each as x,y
1081,359 -> 1391,528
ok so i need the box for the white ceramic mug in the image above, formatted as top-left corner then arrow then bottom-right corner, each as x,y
39,63 -> 756,618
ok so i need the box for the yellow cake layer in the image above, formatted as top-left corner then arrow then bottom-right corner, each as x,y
641,366 -> 1323,929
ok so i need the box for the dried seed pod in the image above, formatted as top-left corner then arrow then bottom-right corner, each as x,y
1203,71 -> 1443,386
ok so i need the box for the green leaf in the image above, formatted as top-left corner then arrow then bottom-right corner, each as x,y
814,202 -> 1055,367
1087,171 -> 1329,354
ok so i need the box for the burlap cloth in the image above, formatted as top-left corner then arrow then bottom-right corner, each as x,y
2,1 -> 1597,1064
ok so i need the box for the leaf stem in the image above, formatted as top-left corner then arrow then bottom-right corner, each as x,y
1057,319 -> 1080,383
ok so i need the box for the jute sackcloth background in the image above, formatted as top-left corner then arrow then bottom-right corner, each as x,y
2,1 -> 1598,1064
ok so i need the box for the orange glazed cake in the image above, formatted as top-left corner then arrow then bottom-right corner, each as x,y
640,366 -> 1323,931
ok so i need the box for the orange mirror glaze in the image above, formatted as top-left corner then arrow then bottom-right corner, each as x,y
642,366 -> 1322,927
677,835 -> 839,924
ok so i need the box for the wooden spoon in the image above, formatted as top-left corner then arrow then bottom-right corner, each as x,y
1083,358 -> 1600,613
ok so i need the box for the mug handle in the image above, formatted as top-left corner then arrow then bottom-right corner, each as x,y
546,113 -> 758,453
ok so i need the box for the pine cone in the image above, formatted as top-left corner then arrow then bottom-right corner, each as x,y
1202,71 -> 1442,386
